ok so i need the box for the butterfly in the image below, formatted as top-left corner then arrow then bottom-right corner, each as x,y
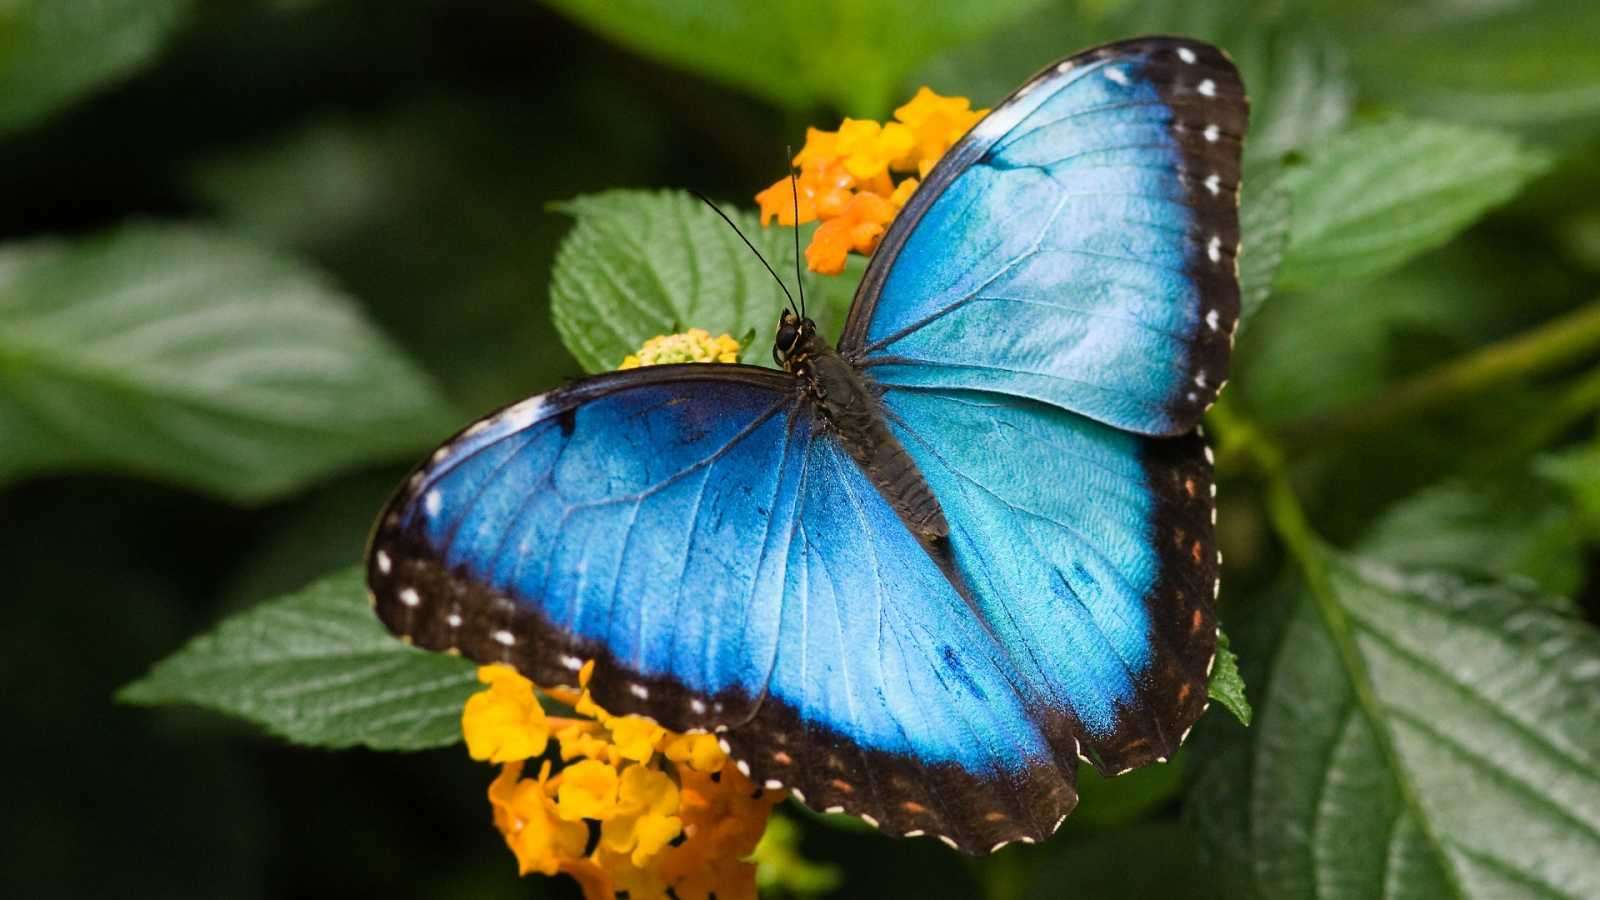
367,36 -> 1246,853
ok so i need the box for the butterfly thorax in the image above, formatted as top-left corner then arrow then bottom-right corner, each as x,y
781,317 -> 950,544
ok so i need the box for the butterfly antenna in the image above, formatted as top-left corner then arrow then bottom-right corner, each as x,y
687,190 -> 799,318
789,157 -> 808,321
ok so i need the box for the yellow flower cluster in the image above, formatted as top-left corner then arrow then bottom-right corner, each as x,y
619,328 -> 740,369
463,663 -> 785,899
755,88 -> 987,275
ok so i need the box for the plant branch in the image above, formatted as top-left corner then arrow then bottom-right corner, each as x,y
1276,298 -> 1600,456
1476,362 -> 1600,470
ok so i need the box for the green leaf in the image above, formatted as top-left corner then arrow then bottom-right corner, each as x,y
1237,169 -> 1291,330
1350,3 -> 1600,138
0,0 -> 193,134
1219,557 -> 1600,898
1359,479 -> 1584,598
119,567 -> 478,751
1240,30 -> 1352,164
540,0 -> 1045,115
1276,119 -> 1551,290
1206,628 -> 1251,726
549,189 -> 862,374
0,224 -> 457,503
189,97 -> 654,413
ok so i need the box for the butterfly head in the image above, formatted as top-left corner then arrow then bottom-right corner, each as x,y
773,310 -> 819,371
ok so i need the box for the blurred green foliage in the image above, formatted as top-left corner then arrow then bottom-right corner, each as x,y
5,1 -> 1600,898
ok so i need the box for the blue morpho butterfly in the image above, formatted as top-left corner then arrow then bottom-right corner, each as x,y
367,37 -> 1246,853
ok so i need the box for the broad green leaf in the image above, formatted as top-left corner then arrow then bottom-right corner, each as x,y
1351,3 -> 1600,138
0,224 -> 456,503
550,189 -> 861,374
1240,558 -> 1600,898
1237,169 -> 1291,330
119,567 -> 478,750
540,0 -> 1046,116
189,96 -> 657,412
1206,628 -> 1252,726
1276,120 -> 1550,290
1240,31 -> 1352,164
1359,480 -> 1584,598
0,0 -> 192,134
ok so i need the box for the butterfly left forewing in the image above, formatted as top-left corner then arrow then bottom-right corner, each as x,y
367,365 -> 803,728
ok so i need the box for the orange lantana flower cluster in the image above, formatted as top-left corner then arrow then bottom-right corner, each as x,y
755,88 -> 987,275
464,662 -> 785,899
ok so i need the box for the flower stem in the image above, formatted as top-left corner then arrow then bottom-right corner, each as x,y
1276,298 -> 1600,456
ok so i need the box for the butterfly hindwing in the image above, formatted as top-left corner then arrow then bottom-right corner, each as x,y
842,37 -> 1247,436
880,385 -> 1218,773
367,365 -> 1076,850
727,434 -> 1077,850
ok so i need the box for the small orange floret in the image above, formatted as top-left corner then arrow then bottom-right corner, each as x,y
463,664 -> 551,763
888,176 -> 919,210
894,87 -> 988,176
805,192 -> 895,275
756,158 -> 855,226
790,126 -> 840,168
757,87 -> 985,273
835,118 -> 917,181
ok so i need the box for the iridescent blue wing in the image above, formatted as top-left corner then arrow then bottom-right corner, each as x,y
880,385 -> 1219,775
367,366 -> 1076,851
841,37 -> 1247,436
833,37 -> 1241,771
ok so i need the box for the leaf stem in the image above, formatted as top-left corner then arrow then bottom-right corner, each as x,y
1277,298 -> 1600,456
1208,399 -> 1471,899
1478,362 -> 1600,470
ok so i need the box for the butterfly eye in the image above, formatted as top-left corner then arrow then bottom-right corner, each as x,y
776,321 -> 800,354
